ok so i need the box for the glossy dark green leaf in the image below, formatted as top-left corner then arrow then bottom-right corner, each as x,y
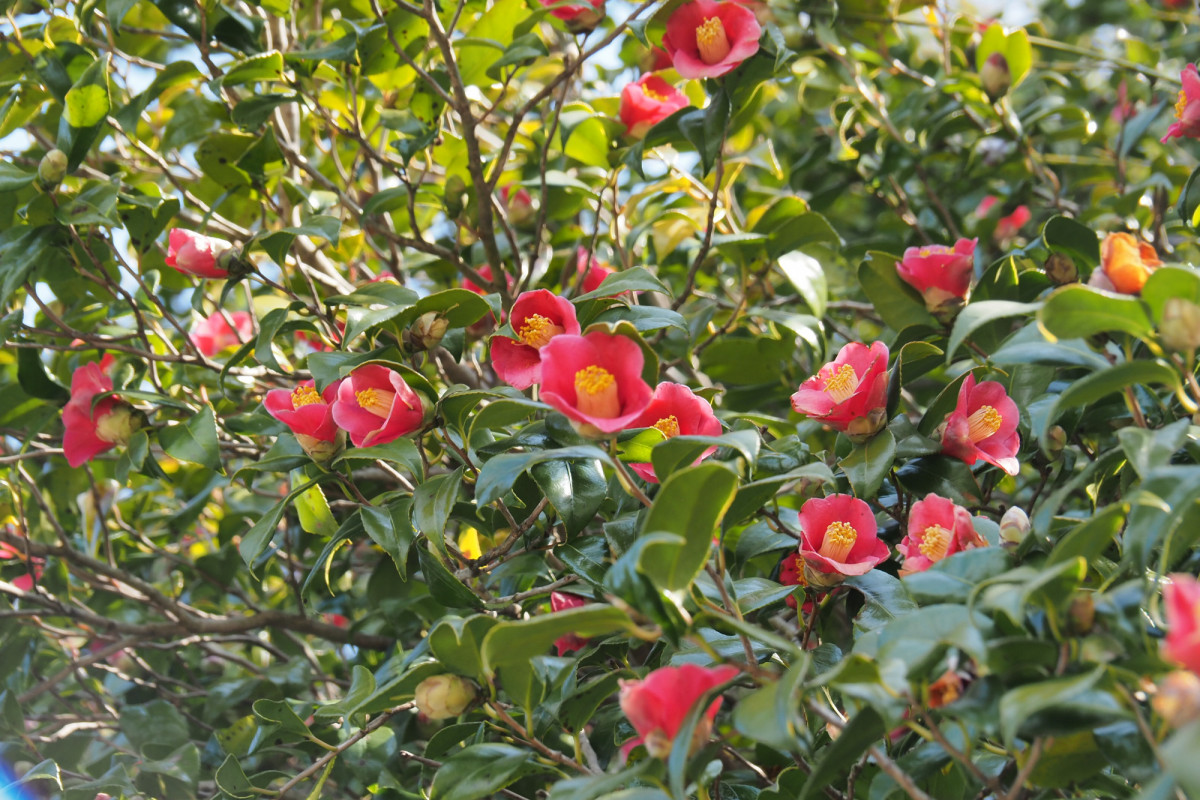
530,457 -> 606,535
158,404 -> 222,472
838,428 -> 896,500
1038,284 -> 1153,341
857,252 -> 937,332
360,500 -> 414,579
1041,215 -> 1100,268
639,463 -> 739,593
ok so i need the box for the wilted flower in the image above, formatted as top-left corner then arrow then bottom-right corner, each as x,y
462,264 -> 514,338
662,0 -> 762,80
191,311 -> 253,357
62,362 -> 140,468
538,332 -> 653,437
1089,233 -> 1161,295
790,341 -> 888,439
778,551 -> 816,614
490,290 -> 581,390
414,674 -> 477,721
331,365 -> 424,448
165,229 -> 234,279
1162,64 -> 1200,142
798,493 -> 890,586
940,373 -> 1020,476
1163,574 -> 1200,674
618,664 -> 740,758
897,494 -> 985,576
626,382 -> 722,483
263,381 -> 343,463
897,238 -> 977,313
620,75 -> 690,138
550,592 -> 591,656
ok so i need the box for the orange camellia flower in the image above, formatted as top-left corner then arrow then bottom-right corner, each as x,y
662,0 -> 762,79
618,664 -> 739,758
1089,232 -> 1161,295
1162,64 -> 1200,142
620,75 -> 690,138
797,493 -> 890,586
897,494 -> 987,576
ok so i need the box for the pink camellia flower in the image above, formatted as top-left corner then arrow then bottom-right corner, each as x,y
619,664 -> 740,758
798,494 -> 890,585
620,75 -> 690,138
663,0 -> 762,80
940,373 -> 1021,476
501,184 -> 534,227
462,264 -> 514,338
490,290 -> 582,390
897,238 -> 977,312
551,592 -> 591,656
1163,64 -> 1200,142
62,362 -> 140,468
897,494 -> 987,576
164,229 -> 234,279
537,0 -> 604,28
790,341 -> 889,439
538,331 -> 653,437
264,380 -> 343,463
576,248 -> 616,295
331,365 -> 424,448
1164,574 -> 1200,674
191,311 -> 254,357
975,197 -> 1031,242
0,535 -> 43,592
626,382 -> 722,483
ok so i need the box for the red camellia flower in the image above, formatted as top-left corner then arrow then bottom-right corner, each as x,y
940,373 -> 1021,476
662,0 -> 762,80
164,229 -> 233,279
537,0 -> 604,27
778,551 -> 818,615
1089,232 -> 1161,295
620,75 -> 690,138
1163,64 -> 1200,142
626,382 -> 722,483
897,238 -> 977,311
62,362 -> 140,468
897,494 -> 987,576
790,341 -> 888,438
1164,574 -> 1200,674
976,196 -> 1030,241
576,248 -> 616,295
191,311 -> 253,357
490,290 -> 582,390
619,664 -> 740,758
0,531 -> 44,592
331,365 -> 424,448
550,591 -> 590,656
538,332 -> 653,437
501,184 -> 534,226
798,494 -> 890,582
462,264 -> 514,337
264,380 -> 343,463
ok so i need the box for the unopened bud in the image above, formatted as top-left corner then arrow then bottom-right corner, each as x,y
844,408 -> 888,443
1153,670 -> 1200,729
998,506 -> 1031,547
1161,298 -> 1200,352
981,52 -> 1011,101
564,2 -> 605,33
408,311 -> 449,352
215,246 -> 251,280
414,674 -> 476,721
802,559 -> 847,591
36,149 -> 69,190
1045,425 -> 1067,460
1067,592 -> 1095,635
295,431 -> 345,467
1044,253 -> 1078,285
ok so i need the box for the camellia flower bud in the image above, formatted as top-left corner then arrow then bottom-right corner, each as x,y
1044,253 -> 1078,285
408,311 -> 450,352
1045,425 -> 1067,461
36,148 -> 69,190
980,52 -> 1011,100
1067,592 -> 1096,635
414,674 -> 477,721
1161,298 -> 1200,352
998,506 -> 1031,547
1153,670 -> 1200,729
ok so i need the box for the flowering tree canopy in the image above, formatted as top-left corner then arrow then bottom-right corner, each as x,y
5,0 -> 1200,799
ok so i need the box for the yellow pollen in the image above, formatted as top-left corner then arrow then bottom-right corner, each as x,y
642,84 -> 669,103
653,415 -> 680,438
918,525 -> 952,562
517,314 -> 564,349
1177,89 -> 1190,120
824,363 -> 860,404
967,404 -> 1002,442
356,387 -> 396,419
818,521 -> 858,563
291,385 -> 324,409
575,365 -> 615,396
695,16 -> 731,65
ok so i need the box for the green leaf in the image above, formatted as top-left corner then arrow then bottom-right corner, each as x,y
946,300 -> 1041,364
17,348 -> 68,401
417,546 -> 484,609
429,615 -> 499,681
429,744 -> 549,800
1042,360 -> 1181,439
844,570 -> 917,631
531,457 -> 607,536
1038,284 -> 1153,342
1041,215 -> 1099,267
998,668 -> 1122,745
475,445 -> 613,506
573,266 -> 671,302
482,605 -> 635,675
838,429 -> 896,500
220,51 -> 285,86
360,500 -> 414,579
858,252 -> 936,332
238,478 -> 321,568
1046,504 -> 1126,566
1142,265 -> 1200,325
294,482 -> 336,538
158,404 -> 222,472
650,429 -> 760,482
64,62 -> 109,128
1162,720 -> 1200,797
413,467 -> 464,548
777,251 -> 828,317
0,162 -> 35,192
732,660 -> 808,753
334,438 -> 423,478
119,699 -> 190,759
639,463 -> 739,594
214,755 -> 255,800
1177,166 -> 1200,231
678,88 -> 730,176
901,546 -> 1012,604
799,707 -> 884,799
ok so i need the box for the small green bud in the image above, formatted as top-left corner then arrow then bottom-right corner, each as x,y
1044,253 -> 1078,285
1161,297 -> 1200,352
36,149 -> 69,190
414,674 -> 476,721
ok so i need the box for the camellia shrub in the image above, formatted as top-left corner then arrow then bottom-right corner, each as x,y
6,0 -> 1200,798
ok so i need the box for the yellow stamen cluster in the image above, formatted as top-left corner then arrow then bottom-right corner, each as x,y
695,16 -> 731,65
824,363 -> 860,404
518,314 -> 563,349
575,365 -> 615,396
291,385 -> 324,409
653,415 -> 680,438
574,365 -> 620,419
642,83 -> 669,103
966,405 -> 1002,442
1177,89 -> 1191,121
918,525 -> 952,562
356,387 -> 396,419
819,521 -> 858,563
